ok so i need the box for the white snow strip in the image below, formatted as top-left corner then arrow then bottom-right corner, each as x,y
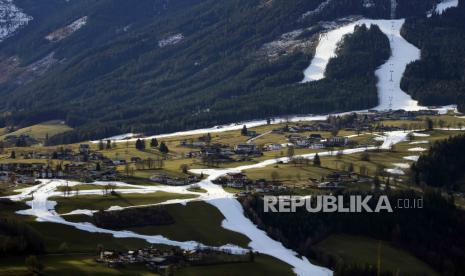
392,163 -> 410,169
5,179 -> 246,254
403,155 -> 420,161
408,147 -> 427,152
385,168 -> 405,175
435,0 -> 459,14
412,132 -> 430,137
62,209 -> 95,216
379,130 -> 409,150
409,140 -> 429,145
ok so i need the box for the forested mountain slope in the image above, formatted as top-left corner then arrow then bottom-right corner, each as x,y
401,1 -> 465,111
0,0 -> 459,143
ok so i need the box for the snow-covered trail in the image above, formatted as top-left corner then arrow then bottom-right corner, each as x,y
7,180 -> 246,253
5,130 -> 416,275
301,19 -> 422,111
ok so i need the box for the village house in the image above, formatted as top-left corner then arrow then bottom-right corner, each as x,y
79,144 -> 90,154
265,143 -> 282,151
308,133 -> 323,140
309,142 -> 326,149
150,173 -> 199,186
97,247 -> 251,273
224,172 -> 248,188
308,171 -> 360,189
112,160 -> 126,166
327,136 -> 349,147
234,144 -> 261,155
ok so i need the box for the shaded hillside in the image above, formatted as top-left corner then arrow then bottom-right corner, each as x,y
0,0 -> 441,143
401,0 -> 465,112
411,135 -> 465,191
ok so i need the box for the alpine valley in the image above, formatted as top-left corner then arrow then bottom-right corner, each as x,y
1,1 -> 465,276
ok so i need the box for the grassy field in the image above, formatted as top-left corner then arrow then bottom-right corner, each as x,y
176,254 -> 294,276
0,201 -> 290,275
63,201 -> 250,248
57,184 -> 136,192
0,120 -> 73,142
51,191 -> 198,214
0,255 -> 156,276
0,253 -> 293,276
125,201 -> 251,247
0,201 -> 151,254
315,234 -> 438,275
246,164 -> 334,185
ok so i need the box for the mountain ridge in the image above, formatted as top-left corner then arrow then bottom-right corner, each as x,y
0,0 -> 462,143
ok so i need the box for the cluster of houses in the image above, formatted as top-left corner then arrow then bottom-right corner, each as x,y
369,109 -> 438,121
263,134 -> 349,152
309,171 -> 371,189
150,173 -> 200,186
97,246 -> 252,272
182,138 -> 263,163
0,162 -> 118,185
214,171 -> 373,194
272,122 -> 334,133
214,172 -> 288,194
288,134 -> 349,149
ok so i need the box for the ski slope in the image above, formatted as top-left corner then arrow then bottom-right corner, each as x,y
435,0 -> 459,14
301,19 -> 422,111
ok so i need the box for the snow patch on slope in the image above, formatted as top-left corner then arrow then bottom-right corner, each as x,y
258,28 -> 315,59
301,0 -> 332,20
435,0 -> 459,14
158,33 -> 184,48
46,16 -> 87,42
0,0 -> 32,42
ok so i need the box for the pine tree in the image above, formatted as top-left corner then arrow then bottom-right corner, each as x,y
159,142 -> 169,154
98,140 -> 104,150
150,138 -> 159,148
313,153 -> 321,166
241,125 -> 248,136
135,139 -> 145,150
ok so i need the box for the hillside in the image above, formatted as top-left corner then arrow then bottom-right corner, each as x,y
401,1 -> 465,111
0,0 -> 459,144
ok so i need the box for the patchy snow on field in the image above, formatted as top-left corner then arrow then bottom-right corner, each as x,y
258,28 -> 314,59
409,140 -> 429,145
379,130 -> 409,150
103,133 -> 140,141
408,147 -> 427,152
404,155 -> 420,161
385,168 -> 405,175
412,132 -> 430,137
8,128 -> 423,276
0,0 -> 32,42
5,179 -> 246,253
392,163 -> 411,169
301,18 -> 422,111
